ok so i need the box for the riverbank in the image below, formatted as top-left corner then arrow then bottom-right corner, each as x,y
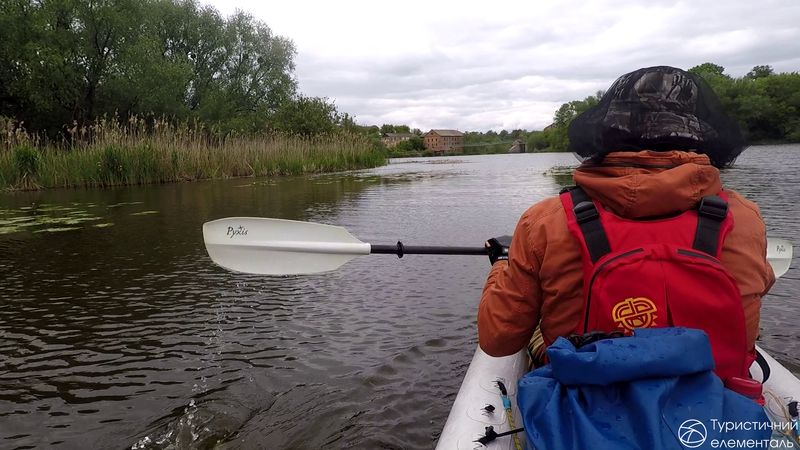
387,147 -> 566,159
0,119 -> 386,191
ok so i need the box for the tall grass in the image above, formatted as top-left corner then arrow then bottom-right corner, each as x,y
0,117 -> 386,190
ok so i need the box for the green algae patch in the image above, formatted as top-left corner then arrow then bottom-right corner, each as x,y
0,202 -> 111,235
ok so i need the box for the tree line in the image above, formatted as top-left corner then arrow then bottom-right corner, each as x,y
689,63 -> 800,143
0,0 -> 351,138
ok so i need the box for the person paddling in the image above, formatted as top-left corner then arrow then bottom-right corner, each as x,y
478,66 -> 774,388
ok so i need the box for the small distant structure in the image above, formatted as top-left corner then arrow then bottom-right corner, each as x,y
382,132 -> 415,148
422,129 -> 464,154
508,139 -> 526,153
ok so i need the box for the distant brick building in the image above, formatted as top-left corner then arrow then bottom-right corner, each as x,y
382,133 -> 415,148
422,129 -> 464,154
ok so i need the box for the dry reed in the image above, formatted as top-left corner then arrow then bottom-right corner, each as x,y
0,117 -> 385,190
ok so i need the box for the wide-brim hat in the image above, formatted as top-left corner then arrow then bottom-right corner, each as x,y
568,66 -> 746,167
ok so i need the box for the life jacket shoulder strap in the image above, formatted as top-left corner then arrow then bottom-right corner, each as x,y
563,186 -> 610,263
693,194 -> 729,256
561,186 -> 730,261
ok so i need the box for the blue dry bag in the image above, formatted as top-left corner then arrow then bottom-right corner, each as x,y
517,327 -> 770,450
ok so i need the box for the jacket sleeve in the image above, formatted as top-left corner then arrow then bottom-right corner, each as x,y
722,191 -> 776,350
478,209 -> 543,356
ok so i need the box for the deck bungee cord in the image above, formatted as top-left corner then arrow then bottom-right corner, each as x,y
497,381 -> 523,450
472,381 -> 526,448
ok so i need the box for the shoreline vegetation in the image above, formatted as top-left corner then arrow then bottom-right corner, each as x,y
3,0 -> 798,190
1,117 -> 385,191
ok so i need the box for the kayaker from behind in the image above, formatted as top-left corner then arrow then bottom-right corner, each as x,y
478,65 -> 775,386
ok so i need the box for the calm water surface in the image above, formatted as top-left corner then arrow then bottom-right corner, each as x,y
1,146 -> 799,449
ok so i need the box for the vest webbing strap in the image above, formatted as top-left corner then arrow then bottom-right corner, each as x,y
693,195 -> 728,256
569,187 -> 611,263
567,187 -> 728,262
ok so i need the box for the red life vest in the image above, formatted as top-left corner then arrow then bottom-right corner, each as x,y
559,186 -> 753,386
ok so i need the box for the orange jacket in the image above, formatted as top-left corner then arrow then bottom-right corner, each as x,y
477,151 -> 775,357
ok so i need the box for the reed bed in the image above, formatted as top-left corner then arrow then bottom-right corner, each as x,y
0,117 -> 386,190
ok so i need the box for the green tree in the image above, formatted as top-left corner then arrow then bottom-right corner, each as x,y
543,92 -> 603,151
746,65 -> 774,80
689,62 -> 726,77
0,0 -> 298,136
0,0 -> 36,122
2,0 -> 140,131
765,74 -> 800,141
526,131 -> 548,151
688,63 -> 734,102
692,64 -> 800,143
271,95 -> 340,136
393,135 -> 425,153
379,124 -> 411,134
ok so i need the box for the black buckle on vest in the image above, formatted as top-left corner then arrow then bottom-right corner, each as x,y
698,196 -> 728,221
574,201 -> 599,224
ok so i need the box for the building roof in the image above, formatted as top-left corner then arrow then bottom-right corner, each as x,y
425,129 -> 463,137
383,133 -> 415,138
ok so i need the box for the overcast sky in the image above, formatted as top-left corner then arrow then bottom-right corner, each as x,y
204,0 -> 799,132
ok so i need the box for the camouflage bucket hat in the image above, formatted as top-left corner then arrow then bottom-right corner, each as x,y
568,66 -> 746,167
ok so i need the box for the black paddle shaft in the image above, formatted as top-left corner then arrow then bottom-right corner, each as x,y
370,242 -> 487,258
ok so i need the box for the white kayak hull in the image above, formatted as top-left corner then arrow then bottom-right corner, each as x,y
436,345 -> 800,449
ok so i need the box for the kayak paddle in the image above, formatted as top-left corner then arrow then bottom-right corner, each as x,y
202,217 -> 793,277
768,237 -> 793,279
202,217 -> 485,275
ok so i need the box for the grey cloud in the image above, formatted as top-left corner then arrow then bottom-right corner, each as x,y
284,0 -> 800,131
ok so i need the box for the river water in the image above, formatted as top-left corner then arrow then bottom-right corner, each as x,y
1,145 -> 799,449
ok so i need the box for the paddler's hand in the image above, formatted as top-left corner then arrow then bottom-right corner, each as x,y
486,235 -> 512,265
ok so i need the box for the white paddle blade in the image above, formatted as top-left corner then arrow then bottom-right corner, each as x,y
767,237 -> 792,278
203,217 -> 370,275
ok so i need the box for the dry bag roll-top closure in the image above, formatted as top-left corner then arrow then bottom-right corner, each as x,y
559,186 -> 757,396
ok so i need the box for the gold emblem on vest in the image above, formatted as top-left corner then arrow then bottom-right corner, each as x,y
612,297 -> 658,332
